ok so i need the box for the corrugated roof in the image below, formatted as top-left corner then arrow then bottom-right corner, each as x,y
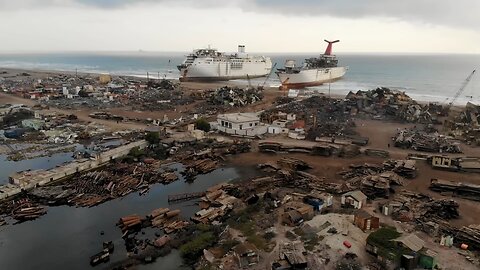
394,234 -> 424,252
344,190 -> 367,201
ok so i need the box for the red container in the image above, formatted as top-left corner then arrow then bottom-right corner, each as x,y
343,240 -> 352,248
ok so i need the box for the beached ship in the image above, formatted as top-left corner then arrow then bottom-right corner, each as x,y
177,45 -> 272,82
276,40 -> 347,89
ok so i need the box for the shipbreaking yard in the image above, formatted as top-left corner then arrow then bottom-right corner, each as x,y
3,68 -> 480,270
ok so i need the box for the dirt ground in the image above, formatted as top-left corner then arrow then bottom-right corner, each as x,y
227,117 -> 480,228
0,92 -> 147,131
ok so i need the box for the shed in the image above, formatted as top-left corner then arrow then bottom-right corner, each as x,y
283,210 -> 303,226
234,242 -> 259,268
354,210 -> 380,231
394,233 -> 425,252
341,190 -> 367,209
419,249 -> 438,269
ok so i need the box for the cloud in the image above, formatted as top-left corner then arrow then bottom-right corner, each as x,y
0,0 -> 478,31
246,0 -> 479,29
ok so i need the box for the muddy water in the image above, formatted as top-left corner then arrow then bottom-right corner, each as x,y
0,164 -> 241,270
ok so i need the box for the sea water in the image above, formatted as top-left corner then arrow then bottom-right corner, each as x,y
0,52 -> 478,104
0,163 -> 241,270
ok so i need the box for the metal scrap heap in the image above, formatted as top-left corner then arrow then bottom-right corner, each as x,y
394,128 -> 461,153
386,190 -> 460,223
339,163 -> 408,198
208,86 -> 263,107
345,87 -> 443,123
445,102 -> 480,144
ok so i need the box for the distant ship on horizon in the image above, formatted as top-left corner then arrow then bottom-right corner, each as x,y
276,40 -> 348,89
177,45 -> 272,82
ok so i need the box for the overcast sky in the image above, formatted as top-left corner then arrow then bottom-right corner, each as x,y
0,0 -> 479,53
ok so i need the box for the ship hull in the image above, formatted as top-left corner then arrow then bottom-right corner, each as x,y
179,74 -> 268,82
179,60 -> 272,82
277,66 -> 347,89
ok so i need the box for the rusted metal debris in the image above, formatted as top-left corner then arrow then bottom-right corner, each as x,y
430,178 -> 480,201
394,128 -> 461,153
386,190 -> 459,223
208,86 -> 263,107
345,87 -> 445,124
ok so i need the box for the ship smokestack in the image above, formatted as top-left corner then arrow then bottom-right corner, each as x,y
238,45 -> 246,53
324,40 -> 340,55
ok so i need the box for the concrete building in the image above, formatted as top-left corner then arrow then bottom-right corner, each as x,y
213,113 -> 267,137
341,190 -> 367,209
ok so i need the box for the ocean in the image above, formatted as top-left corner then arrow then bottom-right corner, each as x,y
0,52 -> 479,104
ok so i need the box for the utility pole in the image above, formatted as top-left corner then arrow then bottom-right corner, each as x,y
328,70 -> 332,97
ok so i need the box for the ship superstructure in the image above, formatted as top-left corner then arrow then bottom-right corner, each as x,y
177,45 -> 272,82
276,40 -> 347,89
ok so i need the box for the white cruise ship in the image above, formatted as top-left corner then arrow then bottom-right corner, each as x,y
276,40 -> 348,89
177,45 -> 272,82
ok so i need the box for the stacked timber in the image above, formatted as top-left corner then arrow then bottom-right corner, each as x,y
456,225 -> 480,250
12,206 -> 46,221
164,220 -> 189,234
69,194 -> 109,207
151,209 -> 181,227
117,214 -> 143,233
154,235 -> 171,248
183,159 -> 218,180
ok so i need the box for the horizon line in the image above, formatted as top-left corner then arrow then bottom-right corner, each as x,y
0,50 -> 479,56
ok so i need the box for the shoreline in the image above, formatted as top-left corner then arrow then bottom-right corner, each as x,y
0,66 -> 480,108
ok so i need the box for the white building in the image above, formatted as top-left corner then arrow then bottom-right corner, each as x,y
213,113 -> 267,137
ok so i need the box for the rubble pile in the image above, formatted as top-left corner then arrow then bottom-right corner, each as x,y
208,86 -> 263,107
445,102 -> 480,144
383,159 -> 417,179
345,87 -> 442,123
339,164 -> 407,198
338,160 -> 417,197
256,158 -> 330,192
147,79 -> 177,91
126,88 -> 194,111
387,190 -> 459,223
394,129 -> 461,153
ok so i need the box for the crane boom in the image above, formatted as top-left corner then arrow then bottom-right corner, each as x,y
445,69 -> 476,110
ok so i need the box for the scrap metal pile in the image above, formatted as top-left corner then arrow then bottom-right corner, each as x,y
386,190 -> 460,223
125,87 -> 194,111
345,87 -> 445,123
268,95 -> 358,139
207,86 -> 263,107
394,128 -> 461,153
446,102 -> 480,144
430,178 -> 480,201
255,157 -> 330,192
338,160 -> 416,198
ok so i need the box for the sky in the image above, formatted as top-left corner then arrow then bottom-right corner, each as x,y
0,0 -> 479,53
